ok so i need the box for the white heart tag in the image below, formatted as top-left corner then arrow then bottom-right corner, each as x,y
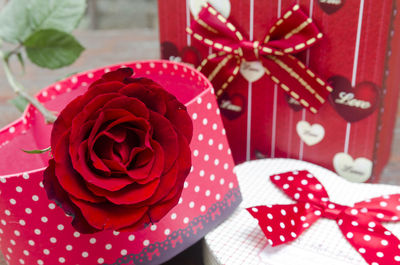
296,121 -> 325,146
239,61 -> 265,83
333,153 -> 373,183
190,0 -> 231,18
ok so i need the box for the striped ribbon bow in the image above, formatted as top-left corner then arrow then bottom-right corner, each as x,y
187,3 -> 333,113
247,170 -> 400,265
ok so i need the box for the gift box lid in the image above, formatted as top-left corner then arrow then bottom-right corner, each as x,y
0,60 -> 241,265
203,158 -> 400,265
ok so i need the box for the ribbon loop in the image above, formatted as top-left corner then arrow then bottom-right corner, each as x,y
188,3 -> 333,113
263,6 -> 322,54
270,170 -> 329,204
247,170 -> 400,265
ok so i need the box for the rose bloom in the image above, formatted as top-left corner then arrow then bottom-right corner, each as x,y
44,68 -> 193,233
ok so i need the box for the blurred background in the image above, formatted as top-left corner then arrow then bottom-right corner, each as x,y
0,0 -> 399,179
0,0 -> 160,128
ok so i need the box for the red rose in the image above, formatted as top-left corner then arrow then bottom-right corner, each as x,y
44,68 -> 193,233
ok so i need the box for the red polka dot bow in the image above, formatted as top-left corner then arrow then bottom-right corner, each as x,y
247,170 -> 400,265
187,3 -> 333,114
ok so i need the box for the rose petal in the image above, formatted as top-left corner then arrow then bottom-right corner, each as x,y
43,159 -> 100,234
92,135 -> 115,161
148,183 -> 183,222
71,211 -> 101,234
127,139 -> 164,184
89,68 -> 133,89
53,132 -> 105,203
104,126 -> 127,143
67,94 -> 122,162
69,92 -> 149,154
113,141 -> 131,163
88,117 -> 150,171
87,110 -> 149,152
74,140 -> 134,191
87,177 -> 160,205
145,162 -> 179,205
43,159 -> 76,216
70,109 -> 147,177
51,85 -> 124,149
146,131 -> 191,207
116,214 -> 151,232
129,147 -> 153,168
101,158 -> 127,172
119,82 -> 167,115
69,197 -> 149,230
123,125 -> 152,166
149,111 -> 179,172
174,131 -> 192,184
101,96 -> 150,120
70,117 -> 113,175
165,98 -> 193,142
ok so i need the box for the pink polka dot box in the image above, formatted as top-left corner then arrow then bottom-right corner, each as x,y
0,60 -> 241,265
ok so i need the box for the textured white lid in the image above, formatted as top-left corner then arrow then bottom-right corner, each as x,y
203,158 -> 400,265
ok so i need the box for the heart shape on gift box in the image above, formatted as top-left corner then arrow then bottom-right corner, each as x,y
161,41 -> 202,68
318,0 -> 345,14
328,75 -> 380,123
296,121 -> 325,146
240,61 -> 265,83
286,94 -> 303,112
218,92 -> 246,120
333,152 -> 373,182
190,0 -> 231,18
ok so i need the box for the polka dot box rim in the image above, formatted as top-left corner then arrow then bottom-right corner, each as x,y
0,60 -> 242,265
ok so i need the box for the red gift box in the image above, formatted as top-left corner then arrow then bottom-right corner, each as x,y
158,0 -> 400,183
0,61 -> 241,265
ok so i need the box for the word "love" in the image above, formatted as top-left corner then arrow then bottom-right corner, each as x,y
242,63 -> 263,73
319,0 -> 341,4
220,100 -> 242,112
335,92 -> 371,109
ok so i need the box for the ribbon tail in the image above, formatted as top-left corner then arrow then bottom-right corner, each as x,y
247,203 -> 320,246
263,54 -> 332,113
198,53 -> 241,97
353,194 -> 400,222
337,213 -> 400,265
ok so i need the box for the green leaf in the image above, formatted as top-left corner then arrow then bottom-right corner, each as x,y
24,29 -> 84,69
28,0 -> 86,33
0,0 -> 86,44
9,95 -> 29,112
0,0 -> 32,43
22,146 -> 51,154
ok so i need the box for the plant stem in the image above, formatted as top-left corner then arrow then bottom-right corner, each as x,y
0,51 -> 57,124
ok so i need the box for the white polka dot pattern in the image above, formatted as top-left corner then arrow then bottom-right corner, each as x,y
204,159 -> 400,265
247,169 -> 400,265
0,61 -> 240,265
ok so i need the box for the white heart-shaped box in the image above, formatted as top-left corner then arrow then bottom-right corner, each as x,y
203,158 -> 400,265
